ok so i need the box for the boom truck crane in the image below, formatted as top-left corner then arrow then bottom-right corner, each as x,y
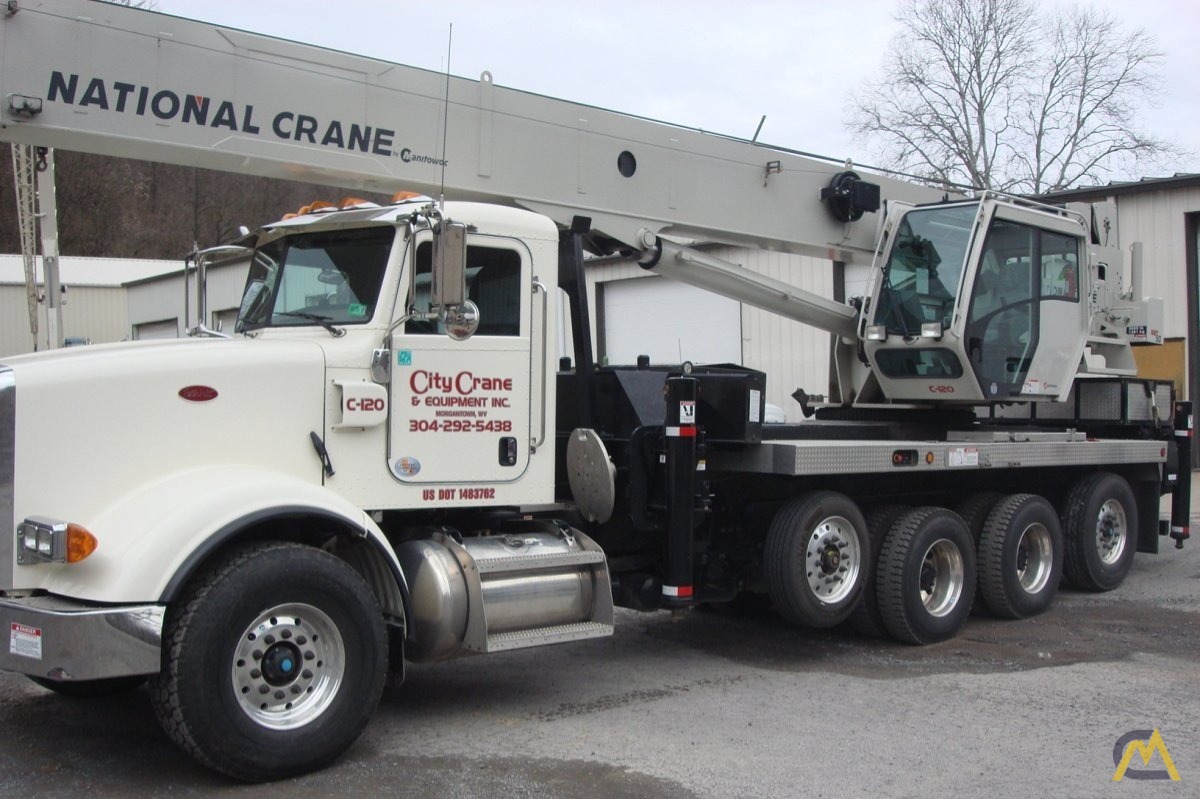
0,0 -> 1192,782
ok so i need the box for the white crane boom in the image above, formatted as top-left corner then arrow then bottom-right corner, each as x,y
0,0 -> 943,261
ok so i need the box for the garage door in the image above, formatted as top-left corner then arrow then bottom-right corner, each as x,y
602,276 -> 741,366
133,319 -> 179,340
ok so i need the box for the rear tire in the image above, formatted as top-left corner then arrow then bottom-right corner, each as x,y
847,505 -> 908,638
876,508 -> 975,645
978,494 -> 1062,619
1061,473 -> 1138,592
956,491 -> 1003,613
150,542 -> 387,782
764,491 -> 869,628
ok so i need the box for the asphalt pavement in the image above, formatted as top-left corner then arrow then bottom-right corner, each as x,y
0,477 -> 1196,798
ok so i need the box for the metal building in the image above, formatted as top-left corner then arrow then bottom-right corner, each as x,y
0,254 -> 176,356
1043,174 -> 1200,415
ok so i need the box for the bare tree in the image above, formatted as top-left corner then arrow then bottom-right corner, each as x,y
849,0 -> 1176,193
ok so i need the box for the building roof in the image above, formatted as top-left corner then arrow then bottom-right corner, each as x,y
0,254 -> 181,287
1040,173 -> 1200,202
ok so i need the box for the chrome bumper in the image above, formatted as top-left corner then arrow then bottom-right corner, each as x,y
0,595 -> 163,681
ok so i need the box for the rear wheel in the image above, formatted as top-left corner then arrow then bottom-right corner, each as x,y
956,491 -> 1002,613
764,491 -> 869,628
978,494 -> 1062,619
876,508 -> 975,645
1061,473 -> 1138,591
150,542 -> 387,782
847,505 -> 909,638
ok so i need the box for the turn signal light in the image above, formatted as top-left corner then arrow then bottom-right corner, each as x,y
16,517 -> 98,565
66,524 -> 98,564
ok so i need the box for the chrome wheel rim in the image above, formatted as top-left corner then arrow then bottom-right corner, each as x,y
232,602 -> 345,730
1016,523 -> 1053,594
804,515 -> 861,605
1096,499 -> 1127,565
919,539 -> 963,617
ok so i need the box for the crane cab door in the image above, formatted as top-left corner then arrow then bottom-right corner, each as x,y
388,234 -> 534,486
959,202 -> 1088,401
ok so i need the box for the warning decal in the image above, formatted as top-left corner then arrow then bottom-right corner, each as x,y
10,622 -> 43,660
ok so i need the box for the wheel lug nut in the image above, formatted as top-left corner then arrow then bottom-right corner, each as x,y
259,685 -> 270,695
302,669 -> 313,679
281,630 -> 292,640
250,669 -> 262,679
252,650 -> 263,660
274,690 -> 285,700
291,685 -> 302,695
264,635 -> 276,645
304,651 -> 315,661
296,636 -> 308,645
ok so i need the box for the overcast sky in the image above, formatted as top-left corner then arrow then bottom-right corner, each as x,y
154,0 -> 1198,184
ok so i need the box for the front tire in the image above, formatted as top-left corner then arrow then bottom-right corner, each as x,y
764,491 -> 869,628
151,542 -> 387,782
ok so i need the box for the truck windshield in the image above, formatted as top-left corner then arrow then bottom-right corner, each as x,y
239,226 -> 395,332
873,204 -> 978,336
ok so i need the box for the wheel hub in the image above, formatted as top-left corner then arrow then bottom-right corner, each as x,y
918,539 -> 964,618
1015,523 -> 1053,594
261,642 -> 303,687
1096,499 -> 1127,565
804,516 -> 861,606
231,602 -> 345,731
819,546 -> 842,574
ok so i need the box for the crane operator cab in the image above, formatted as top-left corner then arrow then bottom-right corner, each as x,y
861,195 -> 1110,405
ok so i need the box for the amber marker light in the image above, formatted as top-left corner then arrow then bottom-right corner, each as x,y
65,524 -> 98,564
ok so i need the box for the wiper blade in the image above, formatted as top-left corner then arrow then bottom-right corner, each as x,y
276,312 -> 346,338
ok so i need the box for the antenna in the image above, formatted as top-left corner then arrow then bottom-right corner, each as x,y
438,23 -> 453,213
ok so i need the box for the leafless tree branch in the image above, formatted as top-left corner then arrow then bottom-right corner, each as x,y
848,0 -> 1184,192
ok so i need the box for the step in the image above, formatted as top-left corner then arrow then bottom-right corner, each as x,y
485,621 -> 613,653
474,549 -> 606,575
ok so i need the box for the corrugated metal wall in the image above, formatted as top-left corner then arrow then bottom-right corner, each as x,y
126,262 -> 249,336
1113,187 -> 1200,339
710,245 -> 837,422
0,285 -> 128,356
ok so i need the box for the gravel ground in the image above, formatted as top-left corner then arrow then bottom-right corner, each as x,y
0,497 -> 1196,798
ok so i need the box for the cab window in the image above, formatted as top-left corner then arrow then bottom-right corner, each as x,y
406,242 -> 522,336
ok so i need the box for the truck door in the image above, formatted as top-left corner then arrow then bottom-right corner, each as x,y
388,235 -> 533,485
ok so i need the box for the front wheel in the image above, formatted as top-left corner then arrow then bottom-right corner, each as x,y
151,542 -> 387,782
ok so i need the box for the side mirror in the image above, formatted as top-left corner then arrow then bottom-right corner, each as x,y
432,221 -> 467,310
235,280 -> 269,333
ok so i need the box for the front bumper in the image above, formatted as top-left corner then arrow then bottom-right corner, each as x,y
0,595 -> 163,681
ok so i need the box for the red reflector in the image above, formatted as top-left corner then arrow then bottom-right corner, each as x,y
179,385 -> 218,402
